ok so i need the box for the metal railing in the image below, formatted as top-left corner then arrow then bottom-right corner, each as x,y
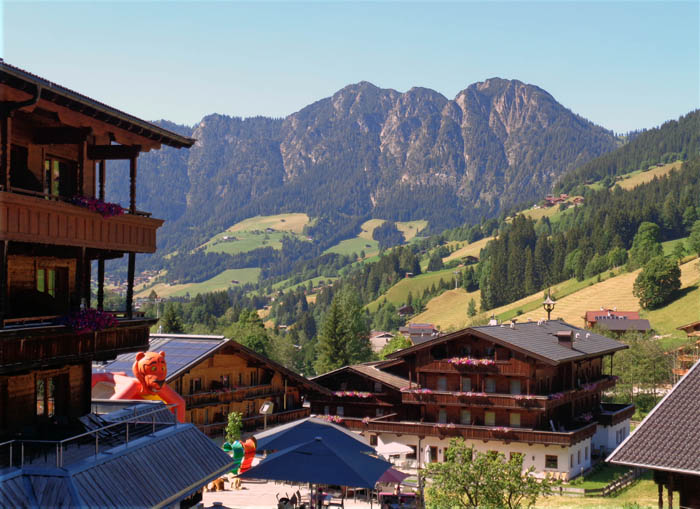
0,404 -> 177,470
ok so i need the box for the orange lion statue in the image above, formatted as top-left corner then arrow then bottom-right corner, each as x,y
92,351 -> 186,422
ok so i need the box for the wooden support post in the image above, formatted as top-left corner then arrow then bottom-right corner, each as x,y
98,160 -> 105,201
97,257 -> 105,311
658,482 -> 663,509
0,115 -> 11,190
284,378 -> 287,410
667,474 -> 673,509
0,240 -> 7,328
77,140 -> 86,196
76,247 -> 86,310
126,252 -> 135,318
83,250 -> 91,309
129,156 -> 137,213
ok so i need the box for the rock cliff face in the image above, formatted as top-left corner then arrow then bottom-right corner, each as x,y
107,78 -> 616,253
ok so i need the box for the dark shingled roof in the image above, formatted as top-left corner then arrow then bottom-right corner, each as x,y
595,318 -> 651,332
388,320 -> 627,365
312,362 -> 410,390
607,360 -> 700,476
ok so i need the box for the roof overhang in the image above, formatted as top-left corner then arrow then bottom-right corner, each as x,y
1,61 -> 195,150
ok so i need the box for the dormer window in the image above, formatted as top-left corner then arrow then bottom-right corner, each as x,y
44,157 -> 76,198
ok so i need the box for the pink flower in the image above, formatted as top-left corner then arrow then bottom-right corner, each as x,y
63,309 -> 117,334
72,196 -> 125,218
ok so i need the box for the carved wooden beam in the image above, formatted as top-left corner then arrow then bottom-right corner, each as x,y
87,144 -> 141,160
34,126 -> 92,145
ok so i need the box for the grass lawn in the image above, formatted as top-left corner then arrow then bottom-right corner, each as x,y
537,471 -> 672,507
572,464 -> 631,490
366,268 -> 458,313
661,236 -> 689,256
411,288 -> 481,331
227,213 -> 310,233
324,236 -> 379,257
616,161 -> 682,190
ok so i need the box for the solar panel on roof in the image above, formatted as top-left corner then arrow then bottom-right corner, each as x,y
93,336 -> 226,380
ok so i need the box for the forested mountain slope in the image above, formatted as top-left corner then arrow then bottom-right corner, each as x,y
107,78 -> 617,267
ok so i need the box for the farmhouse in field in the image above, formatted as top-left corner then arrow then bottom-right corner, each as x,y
308,320 -> 634,479
608,360 -> 700,508
583,309 -> 651,334
399,323 -> 441,345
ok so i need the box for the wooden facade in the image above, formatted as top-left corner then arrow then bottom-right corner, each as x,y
0,62 -> 193,439
310,323 -> 632,450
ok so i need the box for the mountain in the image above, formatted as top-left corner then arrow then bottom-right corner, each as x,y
107,78 -> 617,265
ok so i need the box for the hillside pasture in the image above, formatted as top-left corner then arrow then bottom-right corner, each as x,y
443,236 -> 493,264
396,220 -> 428,241
366,268 -> 458,313
411,288 -> 481,331
616,160 -> 682,190
202,213 -> 311,255
134,268 -> 260,299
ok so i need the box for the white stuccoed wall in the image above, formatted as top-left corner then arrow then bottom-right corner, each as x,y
592,418 -> 631,455
367,432 -> 593,479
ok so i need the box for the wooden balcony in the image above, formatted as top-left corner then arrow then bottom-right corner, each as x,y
0,318 -> 153,373
343,417 -> 597,447
418,359 -> 531,377
183,384 -> 285,409
401,390 -> 550,410
0,191 -> 163,253
596,403 -> 635,427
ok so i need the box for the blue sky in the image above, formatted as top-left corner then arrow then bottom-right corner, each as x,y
2,1 -> 698,133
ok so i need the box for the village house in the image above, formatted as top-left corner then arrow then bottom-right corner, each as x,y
608,359 -> 700,508
95,334 -> 331,436
369,331 -> 395,354
399,323 -> 441,345
583,309 -> 651,334
0,61 -> 231,507
309,320 -> 634,479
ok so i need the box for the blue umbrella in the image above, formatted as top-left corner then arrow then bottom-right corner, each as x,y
254,417 -> 374,454
239,436 -> 392,489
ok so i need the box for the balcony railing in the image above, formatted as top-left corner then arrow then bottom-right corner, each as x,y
401,390 -> 551,410
343,417 -> 597,447
417,359 -> 531,377
0,319 -> 153,372
0,191 -> 163,253
183,384 -> 285,409
596,403 -> 635,427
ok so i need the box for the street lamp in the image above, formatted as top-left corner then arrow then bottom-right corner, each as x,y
543,292 -> 556,321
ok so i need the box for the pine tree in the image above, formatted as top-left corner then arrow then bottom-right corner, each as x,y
467,298 -> 477,317
160,304 -> 184,333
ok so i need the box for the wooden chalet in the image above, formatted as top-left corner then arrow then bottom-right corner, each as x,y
608,359 -> 700,508
309,320 -> 634,479
95,334 -> 332,436
0,61 -> 193,439
0,62 -> 237,508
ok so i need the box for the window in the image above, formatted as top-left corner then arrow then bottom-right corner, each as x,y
460,409 -> 471,425
406,445 -> 417,460
374,382 -> 382,393
238,373 -> 243,386
585,446 -> 589,460
437,377 -> 447,391
509,412 -> 521,428
485,378 -> 496,393
44,157 -> 76,198
220,375 -> 230,388
545,455 -> 558,469
323,405 -> 330,415
190,378 -> 202,394
376,408 -> 384,417
570,454 -> 575,468
369,435 -> 378,446
460,345 -> 471,357
578,450 -> 581,464
430,446 -> 438,463
461,377 -> 472,392
484,411 -> 495,426
336,406 -> 344,416
510,379 -> 521,395
36,377 -> 56,418
340,382 -> 347,390
438,409 -> 447,423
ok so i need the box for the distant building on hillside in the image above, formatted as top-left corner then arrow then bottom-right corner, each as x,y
669,321 -> 700,383
399,323 -> 441,345
370,331 -> 395,354
583,309 -> 650,334
607,359 -> 700,508
398,304 -> 415,317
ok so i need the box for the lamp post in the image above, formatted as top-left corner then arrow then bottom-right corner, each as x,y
543,292 -> 556,321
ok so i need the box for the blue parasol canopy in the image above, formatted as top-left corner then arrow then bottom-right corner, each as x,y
254,417 -> 374,454
239,436 -> 392,489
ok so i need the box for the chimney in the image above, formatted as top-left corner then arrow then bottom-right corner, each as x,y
555,330 -> 573,348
